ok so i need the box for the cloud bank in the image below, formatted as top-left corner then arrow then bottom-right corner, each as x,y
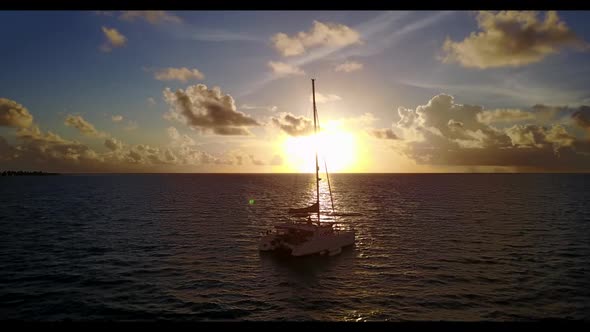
389,93 -> 590,171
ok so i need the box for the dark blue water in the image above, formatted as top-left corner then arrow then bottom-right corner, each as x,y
1,174 -> 589,321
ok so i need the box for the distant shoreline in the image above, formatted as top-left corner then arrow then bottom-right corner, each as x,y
1,171 -> 60,176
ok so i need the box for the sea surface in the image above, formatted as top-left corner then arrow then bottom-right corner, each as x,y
1,174 -> 589,321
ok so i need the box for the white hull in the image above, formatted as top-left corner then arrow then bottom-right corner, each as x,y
291,231 -> 355,256
259,228 -> 355,257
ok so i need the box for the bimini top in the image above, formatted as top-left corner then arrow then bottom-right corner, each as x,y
288,202 -> 319,215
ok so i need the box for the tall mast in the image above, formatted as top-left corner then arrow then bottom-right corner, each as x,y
312,79 -> 320,223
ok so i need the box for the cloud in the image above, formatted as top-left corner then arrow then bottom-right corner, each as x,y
271,113 -> 313,136
312,92 -> 342,104
271,20 -> 362,57
335,61 -> 364,72
505,124 -> 575,148
104,137 -> 123,151
477,109 -> 536,124
119,11 -> 182,24
127,149 -> 143,163
167,126 -> 180,140
240,104 -> 278,112
0,98 -> 33,128
335,11 -> 452,61
163,84 -> 260,136
100,26 -> 127,52
442,11 -> 587,68
111,115 -> 123,122
370,128 -> 399,140
237,12 -> 452,98
572,106 -> 590,131
399,78 -> 587,109
167,126 -> 195,146
169,146 -> 234,166
11,125 -> 102,169
64,115 -> 107,138
164,149 -> 176,162
0,136 -> 16,161
1,105 -> 248,172
389,93 -> 590,171
268,61 -> 305,77
154,67 -> 205,82
147,97 -> 156,106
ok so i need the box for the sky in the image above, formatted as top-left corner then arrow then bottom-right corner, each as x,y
2,10 -> 590,173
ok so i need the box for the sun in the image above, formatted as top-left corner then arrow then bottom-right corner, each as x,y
283,121 -> 358,172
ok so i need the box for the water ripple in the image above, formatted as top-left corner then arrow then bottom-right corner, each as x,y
1,174 -> 589,320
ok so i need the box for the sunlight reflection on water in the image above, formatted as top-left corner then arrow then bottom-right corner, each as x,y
1,174 -> 589,320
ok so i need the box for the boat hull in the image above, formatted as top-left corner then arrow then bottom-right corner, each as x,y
259,230 -> 355,257
291,231 -> 355,257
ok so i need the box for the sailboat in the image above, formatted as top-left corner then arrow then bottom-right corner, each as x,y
258,79 -> 356,257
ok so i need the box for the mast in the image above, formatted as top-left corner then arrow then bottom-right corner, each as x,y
312,79 -> 320,224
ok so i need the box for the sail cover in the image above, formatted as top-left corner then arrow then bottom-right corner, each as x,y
288,202 -> 319,214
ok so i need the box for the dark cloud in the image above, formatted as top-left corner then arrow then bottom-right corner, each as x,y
104,137 -> 123,151
370,128 -> 399,140
392,94 -> 590,171
0,136 -> 16,161
213,127 -> 252,136
163,84 -> 260,136
572,106 -> 590,130
1,106 -> 244,172
127,150 -> 142,163
271,113 -> 313,136
164,149 -> 176,162
2,126 -> 109,172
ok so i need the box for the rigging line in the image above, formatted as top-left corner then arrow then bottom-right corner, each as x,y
324,159 -> 335,213
314,104 -> 335,213
312,79 -> 320,224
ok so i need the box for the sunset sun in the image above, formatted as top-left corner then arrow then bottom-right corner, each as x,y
283,121 -> 358,172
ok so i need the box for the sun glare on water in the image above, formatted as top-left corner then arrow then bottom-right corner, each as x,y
283,121 -> 358,173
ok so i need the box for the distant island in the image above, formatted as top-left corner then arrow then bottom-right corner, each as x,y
1,171 -> 60,176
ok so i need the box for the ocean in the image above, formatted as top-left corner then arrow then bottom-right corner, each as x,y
1,174 -> 589,321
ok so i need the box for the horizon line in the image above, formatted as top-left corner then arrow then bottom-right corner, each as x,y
4,171 -> 590,175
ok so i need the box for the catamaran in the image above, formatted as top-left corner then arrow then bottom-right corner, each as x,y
258,79 -> 356,257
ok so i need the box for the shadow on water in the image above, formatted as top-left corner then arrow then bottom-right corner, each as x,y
258,245 -> 356,281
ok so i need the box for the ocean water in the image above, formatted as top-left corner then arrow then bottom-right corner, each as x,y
1,173 -> 589,321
